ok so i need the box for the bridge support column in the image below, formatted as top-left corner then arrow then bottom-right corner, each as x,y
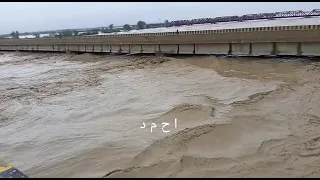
102,44 -> 111,53
272,42 -> 278,55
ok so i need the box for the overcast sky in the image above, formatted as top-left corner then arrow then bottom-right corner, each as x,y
0,2 -> 319,34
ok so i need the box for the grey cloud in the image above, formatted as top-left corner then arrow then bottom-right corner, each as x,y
0,2 -> 319,34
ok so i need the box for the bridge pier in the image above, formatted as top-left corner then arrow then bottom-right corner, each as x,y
102,44 -> 111,53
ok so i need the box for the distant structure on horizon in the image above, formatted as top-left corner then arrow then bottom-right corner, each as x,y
2,9 -> 320,39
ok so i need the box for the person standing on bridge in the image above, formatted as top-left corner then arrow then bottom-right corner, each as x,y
176,29 -> 179,35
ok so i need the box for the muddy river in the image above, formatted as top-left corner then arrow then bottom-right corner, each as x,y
0,52 -> 320,178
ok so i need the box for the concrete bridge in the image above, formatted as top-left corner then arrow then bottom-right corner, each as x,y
1,24 -> 320,56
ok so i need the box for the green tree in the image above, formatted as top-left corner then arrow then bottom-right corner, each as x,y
90,29 -> 99,35
15,31 -> 19,38
101,28 -> 109,33
10,31 -> 15,38
164,19 -> 169,27
108,24 -> 114,30
123,24 -> 131,31
10,31 -> 20,39
137,21 -> 146,30
61,30 -> 73,37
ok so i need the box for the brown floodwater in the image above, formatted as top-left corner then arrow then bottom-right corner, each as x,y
0,52 -> 320,178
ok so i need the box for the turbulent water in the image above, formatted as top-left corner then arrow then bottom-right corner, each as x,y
0,51 -> 320,178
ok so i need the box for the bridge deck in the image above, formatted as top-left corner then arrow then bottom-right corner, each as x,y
0,24 -> 320,57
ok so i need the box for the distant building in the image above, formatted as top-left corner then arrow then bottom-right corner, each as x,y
19,35 -> 36,39
40,33 -> 50,38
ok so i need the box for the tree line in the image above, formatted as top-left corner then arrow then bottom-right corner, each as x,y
10,31 -> 20,39
10,19 -> 169,38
